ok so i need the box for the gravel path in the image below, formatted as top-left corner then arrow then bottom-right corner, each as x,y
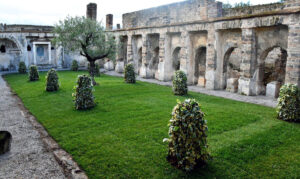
104,70 -> 277,108
0,76 -> 66,179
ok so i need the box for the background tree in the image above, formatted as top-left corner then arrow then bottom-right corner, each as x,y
52,16 -> 116,85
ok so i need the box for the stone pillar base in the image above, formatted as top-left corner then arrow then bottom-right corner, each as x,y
238,77 -> 256,96
205,70 -> 216,90
266,81 -> 281,98
104,61 -> 114,71
115,61 -> 124,73
197,77 -> 206,87
226,78 -> 239,93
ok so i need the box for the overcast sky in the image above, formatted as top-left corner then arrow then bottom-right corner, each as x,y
0,0 -> 279,27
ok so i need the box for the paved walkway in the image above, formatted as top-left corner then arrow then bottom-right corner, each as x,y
0,76 -> 66,179
104,70 -> 277,108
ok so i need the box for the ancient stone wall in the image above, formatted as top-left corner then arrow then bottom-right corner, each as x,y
122,0 -> 222,29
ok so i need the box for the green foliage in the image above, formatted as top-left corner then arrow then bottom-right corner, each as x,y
124,64 -> 135,83
172,70 -> 188,96
18,61 -> 27,74
88,62 -> 100,77
71,60 -> 79,71
277,84 -> 300,122
45,69 -> 59,92
52,16 -> 116,61
72,75 -> 95,110
28,65 -> 39,81
164,99 -> 209,171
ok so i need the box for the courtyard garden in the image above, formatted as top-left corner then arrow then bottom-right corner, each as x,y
4,71 -> 300,178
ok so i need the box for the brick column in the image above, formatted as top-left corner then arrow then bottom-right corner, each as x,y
238,28 -> 256,95
205,28 -> 217,90
286,24 -> 300,87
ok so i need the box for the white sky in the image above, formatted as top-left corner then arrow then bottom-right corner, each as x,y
0,0 -> 279,27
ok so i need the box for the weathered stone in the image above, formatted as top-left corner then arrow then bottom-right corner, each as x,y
115,61 -> 124,73
266,81 -> 281,98
226,78 -> 239,93
197,77 -> 206,87
104,60 -> 114,71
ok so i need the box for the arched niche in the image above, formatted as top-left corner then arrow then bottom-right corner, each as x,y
194,46 -> 207,86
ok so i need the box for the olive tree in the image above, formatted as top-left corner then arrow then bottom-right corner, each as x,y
52,16 -> 116,85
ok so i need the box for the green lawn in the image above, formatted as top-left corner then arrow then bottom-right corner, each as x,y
4,71 -> 300,179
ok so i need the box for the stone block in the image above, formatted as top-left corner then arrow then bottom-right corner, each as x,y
197,77 -> 206,87
115,61 -> 124,73
104,61 -> 114,71
266,81 -> 281,98
226,78 -> 239,93
238,77 -> 256,96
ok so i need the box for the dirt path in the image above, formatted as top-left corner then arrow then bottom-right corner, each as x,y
0,76 -> 66,179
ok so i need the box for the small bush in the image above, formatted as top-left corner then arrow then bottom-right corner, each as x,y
277,84 -> 300,122
28,65 -> 39,81
72,75 -> 95,110
172,70 -> 188,95
45,69 -> 59,92
163,99 -> 209,171
124,64 -> 135,83
88,62 -> 100,77
18,61 -> 27,74
71,60 -> 79,71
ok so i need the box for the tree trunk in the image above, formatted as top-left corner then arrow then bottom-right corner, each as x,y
88,60 -> 97,86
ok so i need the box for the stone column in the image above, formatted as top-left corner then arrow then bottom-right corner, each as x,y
205,27 -> 217,90
127,35 -> 133,63
140,34 -> 150,78
180,31 -> 189,78
238,28 -> 256,95
158,33 -> 167,81
286,23 -> 300,87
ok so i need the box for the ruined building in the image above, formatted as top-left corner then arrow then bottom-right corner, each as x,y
110,0 -> 300,98
0,0 -> 300,98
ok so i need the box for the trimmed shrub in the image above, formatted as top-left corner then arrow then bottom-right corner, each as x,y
72,75 -> 95,110
28,65 -> 39,81
124,64 -> 135,83
172,70 -> 188,95
277,84 -> 300,122
45,69 -> 59,92
88,62 -> 100,77
18,61 -> 27,74
71,60 -> 79,71
163,99 -> 209,171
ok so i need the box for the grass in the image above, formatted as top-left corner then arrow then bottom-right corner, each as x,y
4,71 -> 300,179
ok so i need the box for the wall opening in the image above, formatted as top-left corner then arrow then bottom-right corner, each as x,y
0,131 -> 12,155
0,45 -> 6,53
194,47 -> 207,86
172,47 -> 181,72
258,46 -> 287,97
27,45 -> 31,51
223,47 -> 241,92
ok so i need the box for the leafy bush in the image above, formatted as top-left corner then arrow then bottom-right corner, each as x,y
18,61 -> 27,74
45,69 -> 59,92
28,65 -> 39,81
277,84 -> 300,122
124,64 -> 135,83
172,70 -> 188,95
88,62 -> 100,77
71,60 -> 79,71
164,99 -> 210,171
72,75 -> 95,110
